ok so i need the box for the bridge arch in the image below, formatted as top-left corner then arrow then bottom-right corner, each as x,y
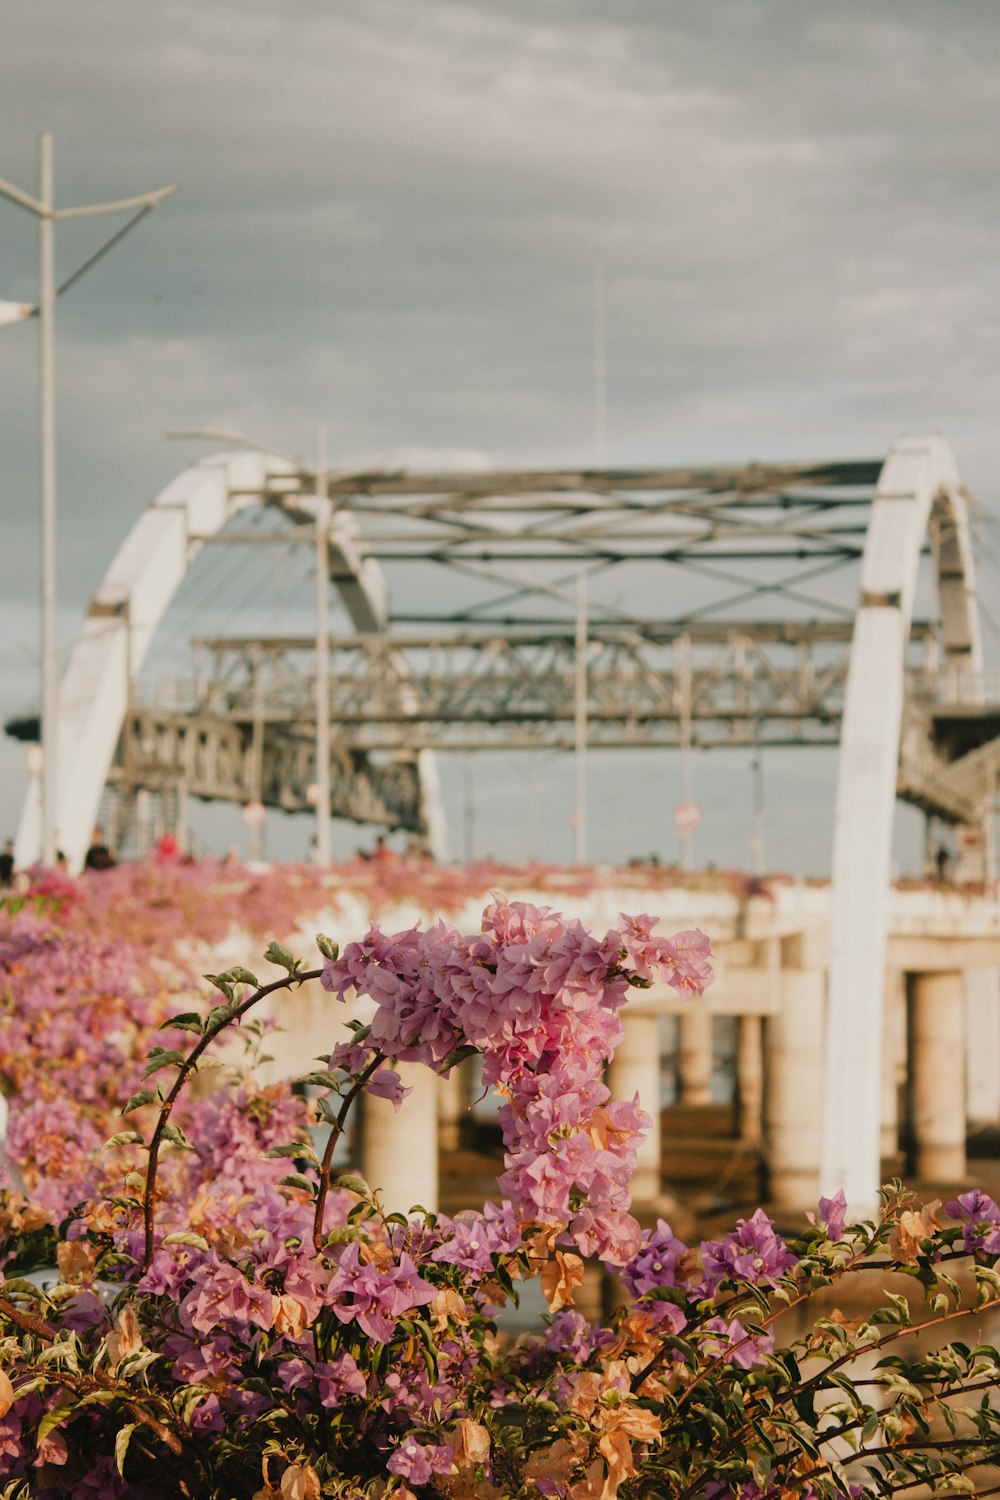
14,449 -> 445,871
822,435 -> 983,1210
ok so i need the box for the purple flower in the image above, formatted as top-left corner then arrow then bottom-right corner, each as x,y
386,1436 -> 453,1485
701,1209 -> 796,1291
326,1243 -> 436,1343
432,1203 -> 521,1275
545,1309 -> 615,1362
621,1218 -> 689,1297
190,1394 -> 225,1435
818,1190 -> 848,1242
946,1188 -> 1000,1253
367,1067 -> 412,1112
179,1257 -> 276,1337
165,1332 -> 238,1385
702,1316 -> 774,1370
277,1351 -> 366,1406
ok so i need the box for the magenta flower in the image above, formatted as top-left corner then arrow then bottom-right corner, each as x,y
180,1258 -> 276,1337
702,1316 -> 774,1370
325,1243 -> 436,1343
818,1189 -> 848,1242
366,1067 -> 412,1111
701,1209 -> 796,1291
386,1435 -> 453,1485
621,1218 -> 689,1297
947,1189 -> 1000,1254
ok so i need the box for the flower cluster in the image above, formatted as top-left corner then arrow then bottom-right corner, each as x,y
1,877 -> 1000,1499
321,901 -> 711,1264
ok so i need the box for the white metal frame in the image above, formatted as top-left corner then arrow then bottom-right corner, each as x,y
13,450 -> 449,870
821,435 -> 982,1211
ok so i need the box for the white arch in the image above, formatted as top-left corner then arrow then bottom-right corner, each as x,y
821,435 -> 982,1211
14,450 -> 445,871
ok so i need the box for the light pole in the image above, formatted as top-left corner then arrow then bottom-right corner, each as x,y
313,424 -> 333,864
573,570 -> 588,864
0,133 -> 176,866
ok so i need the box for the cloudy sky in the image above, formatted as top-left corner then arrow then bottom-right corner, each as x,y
2,0 -> 999,869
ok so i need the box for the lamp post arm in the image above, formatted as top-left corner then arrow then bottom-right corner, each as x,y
0,176 -> 45,216
53,183 -> 177,219
54,204 -> 154,300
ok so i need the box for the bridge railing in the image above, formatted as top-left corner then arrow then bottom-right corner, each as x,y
906,666 -> 1000,709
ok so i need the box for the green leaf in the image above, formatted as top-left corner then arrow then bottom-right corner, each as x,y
264,941 -> 298,974
203,972 -> 234,999
102,1131 -> 144,1150
316,934 -> 339,961
205,1004 -> 236,1032
438,1043 -> 479,1073
298,1070 -> 341,1090
114,1423 -> 137,1477
143,1048 -> 186,1078
264,1141 -> 317,1163
160,1122 -> 195,1151
279,1174 -> 317,1195
162,1231 -> 210,1251
36,1404 -> 72,1445
158,1012 -> 204,1034
122,1089 -> 158,1115
226,967 -> 260,988
332,1173 -> 371,1198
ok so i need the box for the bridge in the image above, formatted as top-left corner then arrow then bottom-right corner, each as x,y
6,433 -> 1000,1212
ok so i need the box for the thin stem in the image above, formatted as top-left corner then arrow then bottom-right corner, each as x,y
674,1293 -> 1000,1500
312,1052 -> 384,1252
141,967 -> 321,1270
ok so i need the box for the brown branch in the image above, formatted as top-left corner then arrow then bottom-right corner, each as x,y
0,1292 -> 184,1457
312,1051 -> 384,1252
141,966 -> 322,1270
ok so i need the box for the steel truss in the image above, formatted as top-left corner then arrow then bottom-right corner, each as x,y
7,449 -> 1000,863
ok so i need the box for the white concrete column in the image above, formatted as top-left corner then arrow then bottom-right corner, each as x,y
910,971 -> 966,1182
438,1057 -> 474,1152
607,1013 -> 662,1204
359,1061 -> 439,1214
736,1014 -> 763,1145
678,1007 -> 713,1106
764,969 -> 824,1208
965,968 -> 1000,1128
881,969 -> 906,1159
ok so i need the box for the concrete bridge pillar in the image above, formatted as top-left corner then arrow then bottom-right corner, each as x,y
359,1061 -> 439,1213
735,1014 -> 763,1145
678,1006 -> 713,1105
439,1057 -> 475,1152
965,968 -> 1000,1128
881,969 -> 906,1159
909,971 -> 966,1182
607,1012 -> 662,1205
764,964 -> 825,1208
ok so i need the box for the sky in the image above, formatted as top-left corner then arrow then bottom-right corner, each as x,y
2,0 -> 1000,871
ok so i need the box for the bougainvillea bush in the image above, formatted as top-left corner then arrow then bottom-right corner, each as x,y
3,886 -> 1000,1496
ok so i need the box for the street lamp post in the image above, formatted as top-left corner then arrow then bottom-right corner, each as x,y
0,132 -> 176,866
313,424 -> 333,864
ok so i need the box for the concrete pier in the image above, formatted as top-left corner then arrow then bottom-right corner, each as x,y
909,971 -> 966,1182
735,1014 -> 763,1145
678,1007 -> 714,1106
763,964 -> 825,1209
607,1013 -> 663,1205
359,1061 -> 439,1213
